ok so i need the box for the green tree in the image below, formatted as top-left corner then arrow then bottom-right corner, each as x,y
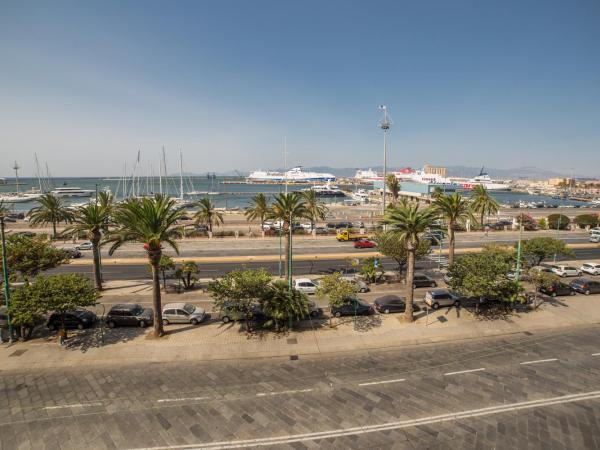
518,237 -> 573,267
528,269 -> 558,308
574,214 -> 598,229
537,218 -> 548,230
359,257 -> 384,283
194,197 -> 223,233
260,280 -> 310,331
0,234 -> 70,280
11,274 -> 99,338
268,193 -> 308,278
175,261 -> 199,290
65,203 -> 112,290
382,201 -> 437,322
316,272 -> 357,326
433,193 -> 474,267
107,194 -> 184,337
470,185 -> 499,226
7,284 -> 45,340
301,190 -> 328,231
27,193 -> 74,238
374,230 -> 431,278
386,174 -> 400,205
156,254 -> 175,291
548,214 -> 570,230
208,268 -> 271,332
245,193 -> 271,230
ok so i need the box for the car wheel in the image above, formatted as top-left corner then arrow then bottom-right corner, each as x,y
191,318 -> 199,325
453,300 -> 460,307
432,303 -> 439,310
571,291 -> 576,296
139,320 -> 147,328
107,321 -> 116,329
162,319 -> 169,326
430,282 -> 436,287
310,310 -> 319,318
222,316 -> 231,324
334,311 -> 341,318
561,273 -> 566,278
77,323 -> 84,330
412,284 -> 417,289
360,288 -> 367,293
585,290 -> 590,295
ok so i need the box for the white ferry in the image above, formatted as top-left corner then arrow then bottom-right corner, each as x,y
247,167 -> 336,183
51,186 -> 95,197
353,169 -> 382,181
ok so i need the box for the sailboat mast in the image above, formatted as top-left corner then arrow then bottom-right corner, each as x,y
179,149 -> 184,201
159,146 -> 165,195
13,161 -> 20,195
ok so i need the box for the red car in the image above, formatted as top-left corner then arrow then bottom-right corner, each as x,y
354,239 -> 376,249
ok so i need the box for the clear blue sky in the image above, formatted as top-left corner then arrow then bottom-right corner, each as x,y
1,0 -> 599,177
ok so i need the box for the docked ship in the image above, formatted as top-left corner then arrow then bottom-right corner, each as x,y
51,186 -> 95,197
247,167 -> 336,183
303,181 -> 346,197
458,169 -> 512,191
353,169 -> 382,181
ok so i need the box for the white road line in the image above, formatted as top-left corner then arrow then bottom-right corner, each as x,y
520,358 -> 558,365
43,402 -> 103,410
592,353 -> 600,357
444,368 -> 485,376
156,397 -> 209,403
256,388 -> 313,397
127,390 -> 600,450
358,378 -> 406,386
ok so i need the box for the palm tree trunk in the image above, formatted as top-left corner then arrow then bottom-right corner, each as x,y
447,224 -> 455,267
149,250 -> 165,337
284,227 -> 290,279
52,221 -> 57,239
92,240 -> 103,291
480,212 -> 485,228
405,248 -> 415,323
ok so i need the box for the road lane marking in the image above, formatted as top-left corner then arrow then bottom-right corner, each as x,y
128,390 -> 600,449
592,353 -> 600,357
43,402 -> 103,410
256,388 -> 313,397
358,378 -> 406,386
520,358 -> 558,365
156,397 -> 209,403
444,368 -> 485,376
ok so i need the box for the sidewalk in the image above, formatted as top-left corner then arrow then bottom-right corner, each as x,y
2,292 -> 599,371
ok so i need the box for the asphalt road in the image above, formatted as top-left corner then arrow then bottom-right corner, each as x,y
2,325 -> 600,448
50,247 -> 600,280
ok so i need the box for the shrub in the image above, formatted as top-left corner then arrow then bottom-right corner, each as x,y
547,214 -> 570,230
516,214 -> 537,231
537,218 -> 548,230
574,214 -> 599,229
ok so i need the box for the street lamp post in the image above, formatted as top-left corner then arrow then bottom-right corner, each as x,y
378,105 -> 392,216
515,213 -> 524,282
1,217 -> 14,342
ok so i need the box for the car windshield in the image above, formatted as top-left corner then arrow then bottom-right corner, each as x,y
132,306 -> 143,315
183,304 -> 196,314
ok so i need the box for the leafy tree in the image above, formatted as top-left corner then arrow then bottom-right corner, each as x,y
382,200 -> 437,322
548,214 -> 570,230
107,194 -> 184,337
574,214 -> 598,229
208,268 -> 271,332
268,193 -> 308,278
316,272 -> 357,326
245,193 -> 271,230
528,269 -> 558,308
537,218 -> 548,230
194,197 -> 223,233
7,284 -> 45,340
301,190 -> 328,231
65,202 -> 112,290
374,230 -> 431,278
156,255 -> 175,291
433,193 -> 474,267
470,185 -> 499,226
260,280 -> 310,330
482,243 -> 515,264
518,237 -> 573,267
516,213 -> 537,231
386,174 -> 400,205
27,193 -> 74,238
359,257 -> 384,283
175,261 -> 199,290
0,234 -> 70,280
10,274 -> 99,338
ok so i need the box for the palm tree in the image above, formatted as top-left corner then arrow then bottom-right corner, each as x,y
383,201 -> 436,322
28,193 -> 73,238
433,192 -> 474,266
386,174 -> 400,205
245,193 -> 270,231
268,193 -> 308,278
0,202 -> 9,218
194,197 -> 223,233
65,203 -> 111,290
301,190 -> 328,231
470,185 -> 499,227
106,194 -> 184,337
261,280 -> 310,331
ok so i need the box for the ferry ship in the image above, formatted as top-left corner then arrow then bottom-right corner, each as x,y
247,167 -> 336,183
353,169 -> 382,181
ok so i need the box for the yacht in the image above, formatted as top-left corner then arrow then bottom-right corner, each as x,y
247,167 -> 336,183
51,187 -> 94,197
353,169 -> 382,181
351,189 -> 370,202
0,192 -> 42,203
460,168 -> 512,191
304,182 -> 346,197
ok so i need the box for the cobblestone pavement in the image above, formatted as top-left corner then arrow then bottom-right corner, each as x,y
1,325 -> 600,449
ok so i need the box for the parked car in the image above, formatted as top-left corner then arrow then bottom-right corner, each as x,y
551,265 -> 582,278
351,221 -> 365,229
47,309 -> 97,330
162,303 -> 207,325
15,231 -> 36,238
195,224 -> 209,232
219,303 -> 264,323
530,265 -> 554,274
590,235 -> 600,243
330,297 -> 374,317
412,274 -> 437,288
314,226 -> 329,235
65,248 -> 82,259
374,295 -> 420,314
306,299 -> 323,318
106,303 -> 154,328
292,278 -> 319,295
569,278 -> 600,295
540,281 -> 575,297
75,241 -> 93,251
424,289 -> 461,309
423,230 -> 445,244
580,262 -> 600,276
354,239 -> 376,249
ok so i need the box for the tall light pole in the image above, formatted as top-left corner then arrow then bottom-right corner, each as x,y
378,105 -> 392,216
1,216 -> 14,342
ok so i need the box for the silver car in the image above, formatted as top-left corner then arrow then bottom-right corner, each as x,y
162,303 -> 206,325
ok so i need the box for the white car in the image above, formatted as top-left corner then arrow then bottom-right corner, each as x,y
551,265 -> 582,278
300,222 -> 313,231
590,235 -> 600,243
293,278 -> 319,295
76,242 -> 93,251
580,263 -> 600,276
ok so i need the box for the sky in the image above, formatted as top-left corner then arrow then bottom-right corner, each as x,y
1,0 -> 599,177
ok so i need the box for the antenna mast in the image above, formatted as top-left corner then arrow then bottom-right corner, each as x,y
13,161 -> 20,194
378,105 -> 392,215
